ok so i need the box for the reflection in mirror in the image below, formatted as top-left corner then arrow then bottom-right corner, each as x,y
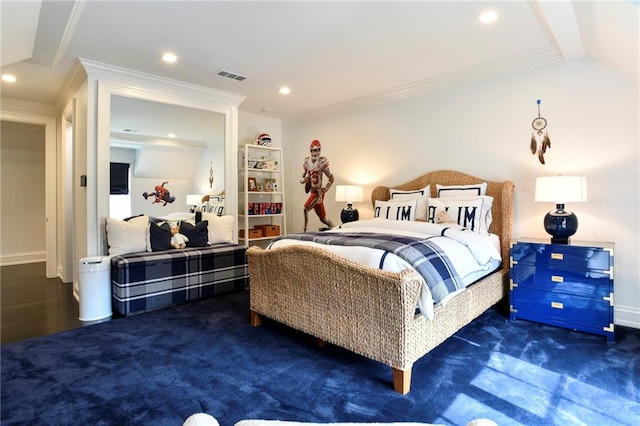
108,95 -> 225,219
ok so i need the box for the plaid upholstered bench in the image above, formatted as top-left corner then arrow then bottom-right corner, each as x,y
111,243 -> 248,316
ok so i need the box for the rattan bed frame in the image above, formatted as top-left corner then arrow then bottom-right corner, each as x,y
247,170 -> 514,394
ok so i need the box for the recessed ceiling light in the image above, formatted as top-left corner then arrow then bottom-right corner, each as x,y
279,87 -> 291,95
479,10 -> 498,24
2,74 -> 17,83
162,52 -> 177,63
168,133 -> 176,138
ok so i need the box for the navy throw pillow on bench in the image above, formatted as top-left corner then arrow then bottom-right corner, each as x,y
180,220 -> 209,247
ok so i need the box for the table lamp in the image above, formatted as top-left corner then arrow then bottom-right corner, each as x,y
335,185 -> 364,223
535,176 -> 587,244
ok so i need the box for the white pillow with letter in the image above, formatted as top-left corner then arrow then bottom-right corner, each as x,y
426,196 -> 493,234
374,198 -> 418,221
389,185 -> 430,221
201,212 -> 234,244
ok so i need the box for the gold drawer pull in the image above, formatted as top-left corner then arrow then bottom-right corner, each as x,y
550,253 -> 564,260
551,302 -> 564,309
551,275 -> 564,283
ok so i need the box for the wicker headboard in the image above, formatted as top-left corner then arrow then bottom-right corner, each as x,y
371,170 -> 515,268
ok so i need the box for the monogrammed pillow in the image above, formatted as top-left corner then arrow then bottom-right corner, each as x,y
374,198 -> 418,222
389,185 -> 430,221
426,196 -> 493,234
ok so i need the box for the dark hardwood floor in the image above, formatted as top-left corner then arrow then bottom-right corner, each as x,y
1,263 -> 83,345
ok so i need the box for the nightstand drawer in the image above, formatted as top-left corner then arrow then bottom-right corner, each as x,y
511,242 -> 612,272
511,264 -> 611,298
511,287 -> 612,332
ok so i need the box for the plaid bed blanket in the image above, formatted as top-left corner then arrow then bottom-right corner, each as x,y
275,232 -> 464,304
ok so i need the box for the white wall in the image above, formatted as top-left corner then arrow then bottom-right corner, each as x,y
239,112 -> 282,149
0,121 -> 46,264
282,57 -> 639,328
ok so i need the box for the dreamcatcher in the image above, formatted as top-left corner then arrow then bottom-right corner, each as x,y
530,99 -> 551,164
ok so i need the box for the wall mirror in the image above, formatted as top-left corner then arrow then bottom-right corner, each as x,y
109,95 -> 226,219
92,64 -> 245,254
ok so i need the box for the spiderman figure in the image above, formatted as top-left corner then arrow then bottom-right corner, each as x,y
143,181 -> 175,206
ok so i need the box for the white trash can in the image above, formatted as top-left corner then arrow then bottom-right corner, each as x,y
78,256 -> 112,322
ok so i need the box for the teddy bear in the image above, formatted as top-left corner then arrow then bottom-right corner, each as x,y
436,210 -> 457,224
170,225 -> 189,249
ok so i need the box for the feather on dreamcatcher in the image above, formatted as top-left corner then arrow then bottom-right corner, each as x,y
530,99 -> 551,164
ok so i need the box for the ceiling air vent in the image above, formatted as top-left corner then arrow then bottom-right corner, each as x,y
215,69 -> 247,81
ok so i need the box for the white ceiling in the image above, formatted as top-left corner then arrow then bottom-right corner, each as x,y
1,0 -> 638,124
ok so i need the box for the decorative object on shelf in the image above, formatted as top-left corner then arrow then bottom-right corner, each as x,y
535,175 -> 587,244
209,161 -> 214,189
335,185 -> 363,223
247,202 -> 282,215
255,224 -> 280,237
530,99 -> 551,164
247,157 -> 278,170
255,133 -> 272,146
248,177 -> 258,192
142,181 -> 175,206
240,228 -> 262,238
263,178 -> 276,192
186,194 -> 202,213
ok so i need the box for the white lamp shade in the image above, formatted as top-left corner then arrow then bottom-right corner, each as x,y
535,176 -> 588,203
335,185 -> 364,203
186,194 -> 202,205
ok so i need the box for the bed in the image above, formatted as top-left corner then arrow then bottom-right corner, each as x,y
246,170 -> 514,394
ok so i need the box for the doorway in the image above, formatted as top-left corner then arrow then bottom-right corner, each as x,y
0,120 -> 47,265
0,111 -> 57,278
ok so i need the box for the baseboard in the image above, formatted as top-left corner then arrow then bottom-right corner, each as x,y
0,251 -> 45,266
57,266 -> 72,284
615,305 -> 640,329
73,281 -> 80,303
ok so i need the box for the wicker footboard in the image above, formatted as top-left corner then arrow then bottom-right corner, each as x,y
247,244 -> 507,394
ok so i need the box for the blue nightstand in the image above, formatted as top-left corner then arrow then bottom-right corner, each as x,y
509,238 -> 615,341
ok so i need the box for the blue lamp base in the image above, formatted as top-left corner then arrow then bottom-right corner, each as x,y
544,203 -> 578,244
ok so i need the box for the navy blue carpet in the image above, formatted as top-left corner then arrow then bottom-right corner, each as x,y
2,290 -> 639,426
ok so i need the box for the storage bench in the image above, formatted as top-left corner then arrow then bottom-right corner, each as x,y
111,243 -> 248,316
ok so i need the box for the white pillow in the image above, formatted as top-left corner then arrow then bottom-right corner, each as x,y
106,215 -> 149,255
426,196 -> 494,234
201,212 -> 234,244
389,185 -> 430,221
374,198 -> 418,221
436,182 -> 487,198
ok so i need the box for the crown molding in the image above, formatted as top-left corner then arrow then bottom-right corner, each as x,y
1,98 -> 56,118
56,59 -> 88,111
78,58 -> 246,109
110,132 -> 207,151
